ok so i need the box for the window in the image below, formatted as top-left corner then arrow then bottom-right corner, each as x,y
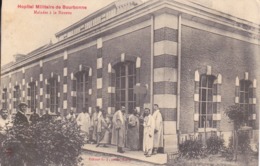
199,75 -> 216,128
239,80 -> 252,125
49,78 -> 59,113
76,71 -> 89,113
114,61 -> 136,114
2,89 -> 8,109
29,82 -> 37,111
14,86 -> 21,108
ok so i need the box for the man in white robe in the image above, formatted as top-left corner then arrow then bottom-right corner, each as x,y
76,108 -> 91,142
152,104 -> 163,154
143,108 -> 154,157
111,106 -> 126,153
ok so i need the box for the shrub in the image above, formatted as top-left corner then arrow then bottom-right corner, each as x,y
228,132 -> 251,153
206,135 -> 224,154
0,120 -> 84,166
178,139 -> 205,159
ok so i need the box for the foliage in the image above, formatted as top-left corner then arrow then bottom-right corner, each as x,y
206,135 -> 224,155
178,139 -> 206,159
220,146 -> 234,161
225,104 -> 249,130
228,132 -> 251,153
0,120 -> 84,166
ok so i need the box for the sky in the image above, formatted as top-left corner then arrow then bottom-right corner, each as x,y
2,0 -> 260,66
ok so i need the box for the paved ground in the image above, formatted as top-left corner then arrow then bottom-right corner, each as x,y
82,144 -> 167,165
80,151 -> 161,166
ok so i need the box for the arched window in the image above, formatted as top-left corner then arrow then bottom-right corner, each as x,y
199,75 -> 216,128
76,71 -> 89,113
28,82 -> 37,111
14,85 -> 21,108
2,88 -> 8,109
49,78 -> 58,113
239,80 -> 251,110
114,61 -> 136,114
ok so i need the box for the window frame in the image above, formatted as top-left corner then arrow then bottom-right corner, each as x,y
2,88 -> 8,109
75,71 -> 89,113
114,61 -> 136,114
14,85 -> 21,108
29,82 -> 37,111
198,75 -> 216,129
49,78 -> 59,113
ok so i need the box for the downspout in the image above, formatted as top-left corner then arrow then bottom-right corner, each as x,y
177,14 -> 182,138
150,15 -> 154,111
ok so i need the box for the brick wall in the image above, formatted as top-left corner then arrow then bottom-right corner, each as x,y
180,25 -> 260,134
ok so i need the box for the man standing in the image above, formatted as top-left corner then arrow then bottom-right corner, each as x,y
111,106 -> 126,153
76,108 -> 91,143
127,109 -> 140,150
14,102 -> 29,126
152,104 -> 163,155
66,109 -> 76,122
91,106 -> 101,143
0,109 -> 11,134
143,108 -> 154,157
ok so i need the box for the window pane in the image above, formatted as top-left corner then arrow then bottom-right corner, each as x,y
128,89 -> 134,101
240,93 -> 245,103
208,78 -> 214,88
121,102 -> 125,107
199,115 -> 206,128
128,63 -> 135,75
116,90 -> 120,101
201,102 -> 206,114
240,81 -> 245,91
128,76 -> 135,88
116,78 -> 120,88
213,103 -> 217,114
121,90 -> 125,101
206,115 -> 213,128
207,89 -> 213,101
121,77 -> 126,88
207,102 -> 213,114
120,65 -> 126,76
245,93 -> 249,103
201,89 -> 207,101
128,102 -> 135,114
200,76 -> 207,87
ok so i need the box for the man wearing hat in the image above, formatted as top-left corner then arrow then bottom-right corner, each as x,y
14,102 -> 29,126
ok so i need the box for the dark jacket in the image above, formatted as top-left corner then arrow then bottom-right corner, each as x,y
14,111 -> 29,126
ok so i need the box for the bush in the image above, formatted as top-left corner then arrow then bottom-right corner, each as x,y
0,120 -> 84,166
228,132 -> 251,153
178,139 -> 205,159
206,135 -> 224,154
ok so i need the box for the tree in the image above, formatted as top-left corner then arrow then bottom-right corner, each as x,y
225,104 -> 251,160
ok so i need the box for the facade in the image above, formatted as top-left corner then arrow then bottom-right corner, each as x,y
1,0 -> 259,153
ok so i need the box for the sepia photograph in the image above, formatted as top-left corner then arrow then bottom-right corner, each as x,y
1,0 -> 260,165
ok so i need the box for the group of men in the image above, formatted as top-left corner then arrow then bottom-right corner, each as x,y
111,104 -> 163,157
0,102 -> 61,132
0,102 -> 163,158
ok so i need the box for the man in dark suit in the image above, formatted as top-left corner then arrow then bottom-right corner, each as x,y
13,102 -> 29,126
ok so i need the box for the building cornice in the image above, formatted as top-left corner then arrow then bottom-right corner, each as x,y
2,0 -> 259,76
